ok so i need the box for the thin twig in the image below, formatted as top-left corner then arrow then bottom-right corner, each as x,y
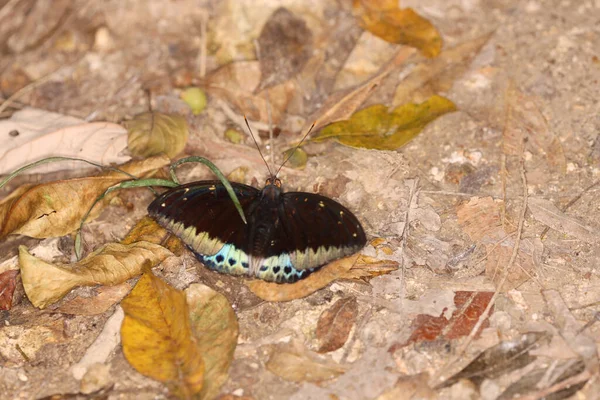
514,370 -> 591,400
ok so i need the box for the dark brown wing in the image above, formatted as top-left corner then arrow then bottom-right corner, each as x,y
147,180 -> 259,256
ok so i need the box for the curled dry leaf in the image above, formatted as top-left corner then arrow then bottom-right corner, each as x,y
0,155 -> 170,240
0,269 -> 19,310
248,254 -> 394,302
55,283 -> 132,316
528,198 -> 597,244
186,283 -> 239,400
120,216 -> 169,246
125,112 -> 189,158
19,241 -> 171,308
121,271 -> 205,398
352,0 -> 443,58
266,340 -> 348,383
314,95 -> 456,150
316,296 -> 359,353
0,107 -> 129,175
256,7 -> 313,92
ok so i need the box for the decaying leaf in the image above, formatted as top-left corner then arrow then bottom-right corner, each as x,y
313,95 -> 456,150
376,373 -> 435,400
438,332 -> 550,388
0,269 -> 19,310
456,197 -> 539,290
528,198 -> 597,244
0,107 -> 129,175
400,291 -> 494,347
282,147 -> 308,170
352,0 -> 442,57
266,340 -> 348,383
19,241 -> 171,308
316,296 -> 358,353
247,255 -> 395,302
55,283 -> 132,316
205,61 -> 295,124
256,8 -> 313,92
181,87 -> 207,115
0,155 -> 170,240
121,271 -> 205,398
305,47 -> 416,132
125,112 -> 189,158
186,283 -> 239,400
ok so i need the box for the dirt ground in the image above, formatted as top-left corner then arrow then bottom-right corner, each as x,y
1,0 -> 600,399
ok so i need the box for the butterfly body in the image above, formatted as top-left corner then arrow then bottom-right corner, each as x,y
148,177 -> 366,283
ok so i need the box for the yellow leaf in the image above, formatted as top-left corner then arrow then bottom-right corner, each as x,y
126,112 -> 189,158
186,284 -> 239,400
314,95 -> 456,150
121,271 -> 205,398
0,155 -> 170,239
19,241 -> 171,308
120,216 -> 168,245
353,0 -> 443,57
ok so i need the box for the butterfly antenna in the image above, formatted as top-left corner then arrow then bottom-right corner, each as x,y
275,122 -> 315,178
244,116 -> 273,177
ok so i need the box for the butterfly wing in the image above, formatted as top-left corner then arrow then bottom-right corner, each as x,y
147,180 -> 259,275
254,192 -> 366,277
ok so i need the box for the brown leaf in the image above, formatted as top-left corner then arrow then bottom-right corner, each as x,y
266,340 -> 348,383
205,61 -> 295,124
121,271 -> 205,398
316,296 -> 358,353
19,241 -> 171,308
0,155 -> 170,240
256,8 -> 313,92
376,373 -> 435,400
398,291 -> 494,348
54,283 -> 132,315
352,0 -> 442,57
305,47 -> 416,132
438,332 -> 550,388
456,197 -> 504,243
186,283 -> 239,400
0,269 -> 19,310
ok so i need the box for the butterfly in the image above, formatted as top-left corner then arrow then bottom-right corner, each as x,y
147,175 -> 366,283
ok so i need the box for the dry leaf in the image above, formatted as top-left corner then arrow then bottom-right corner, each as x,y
456,197 -> 538,290
0,269 -> 19,310
121,271 -> 205,398
305,47 -> 416,132
438,332 -> 549,388
125,112 -> 189,158
55,283 -> 132,315
393,33 -> 492,106
400,291 -> 494,347
0,155 -> 170,240
120,216 -> 169,246
186,283 -> 239,400
316,296 -> 358,353
528,198 -> 597,244
353,0 -> 442,57
256,8 -> 312,91
247,254 -> 359,302
314,95 -> 456,150
0,107 -> 129,175
19,241 -> 171,308
205,61 -> 294,124
266,340 -> 348,383
376,373 -> 435,400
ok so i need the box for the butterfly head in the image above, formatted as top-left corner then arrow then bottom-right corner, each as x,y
265,177 -> 282,188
